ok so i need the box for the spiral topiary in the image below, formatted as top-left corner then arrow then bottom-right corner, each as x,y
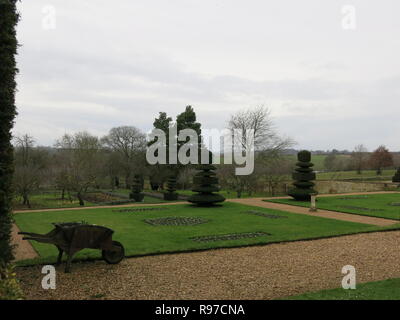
392,168 -> 400,183
164,176 -> 178,201
129,175 -> 144,202
188,164 -> 225,206
288,150 -> 317,201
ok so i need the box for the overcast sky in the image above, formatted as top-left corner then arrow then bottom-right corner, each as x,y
14,0 -> 400,151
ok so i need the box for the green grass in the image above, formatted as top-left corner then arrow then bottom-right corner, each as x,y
172,189 -> 271,199
13,191 -> 167,211
14,202 -> 399,266
316,169 -> 395,181
265,193 -> 400,220
286,154 -> 351,171
284,278 -> 400,300
13,193 -> 97,210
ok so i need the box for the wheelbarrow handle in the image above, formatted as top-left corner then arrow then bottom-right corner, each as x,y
18,231 -> 47,238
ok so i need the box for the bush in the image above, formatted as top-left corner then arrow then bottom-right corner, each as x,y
0,265 -> 23,300
392,168 -> 400,183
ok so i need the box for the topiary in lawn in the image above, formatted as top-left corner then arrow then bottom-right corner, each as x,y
164,176 -> 178,201
129,175 -> 144,202
288,150 -> 318,201
188,164 -> 225,206
393,168 -> 400,183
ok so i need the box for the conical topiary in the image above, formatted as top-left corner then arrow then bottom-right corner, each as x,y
129,175 -> 144,202
288,150 -> 317,201
188,164 -> 225,206
393,168 -> 400,183
164,176 -> 178,201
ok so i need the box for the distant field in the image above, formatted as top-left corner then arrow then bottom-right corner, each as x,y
285,154 -> 350,171
316,169 -> 395,181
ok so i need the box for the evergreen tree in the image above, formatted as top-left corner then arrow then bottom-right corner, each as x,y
188,165 -> 225,206
164,176 -> 178,201
392,168 -> 400,183
129,175 -> 144,202
288,150 -> 317,201
0,0 -> 19,269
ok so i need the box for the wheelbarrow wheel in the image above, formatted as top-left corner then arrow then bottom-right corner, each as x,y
102,241 -> 125,264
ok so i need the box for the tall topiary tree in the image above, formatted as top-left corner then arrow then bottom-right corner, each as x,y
129,175 -> 144,202
392,168 -> 400,183
188,165 -> 225,206
288,150 -> 317,201
0,0 -> 19,270
164,176 -> 178,201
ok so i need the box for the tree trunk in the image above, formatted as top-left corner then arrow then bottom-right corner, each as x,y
22,194 -> 31,208
61,188 -> 65,200
77,192 -> 85,206
125,173 -> 130,189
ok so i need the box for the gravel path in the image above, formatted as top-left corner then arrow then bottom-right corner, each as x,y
11,224 -> 38,260
16,230 -> 400,300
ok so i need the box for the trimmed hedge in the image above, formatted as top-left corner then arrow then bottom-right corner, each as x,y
288,150 -> 317,201
188,164 -> 225,206
0,0 -> 19,267
392,168 -> 400,183
129,175 -> 144,202
164,176 -> 178,201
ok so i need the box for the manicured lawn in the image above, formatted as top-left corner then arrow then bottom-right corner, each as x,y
173,189 -> 271,199
265,193 -> 400,220
13,191 -> 167,211
284,278 -> 400,300
14,202 -> 397,265
13,192 -> 97,210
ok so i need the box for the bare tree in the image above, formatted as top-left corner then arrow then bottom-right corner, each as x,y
369,145 -> 394,175
226,106 -> 295,197
101,126 -> 146,188
13,135 -> 49,208
229,105 -> 294,151
177,167 -> 196,190
351,144 -> 368,174
55,132 -> 101,206
257,151 -> 292,196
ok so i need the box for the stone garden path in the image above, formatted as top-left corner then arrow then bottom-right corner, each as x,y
17,230 -> 400,300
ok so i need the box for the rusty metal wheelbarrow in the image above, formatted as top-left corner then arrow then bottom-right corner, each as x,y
19,222 -> 125,273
